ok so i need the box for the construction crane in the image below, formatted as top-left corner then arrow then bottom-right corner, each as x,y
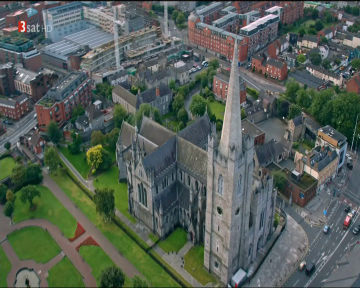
90,7 -> 125,71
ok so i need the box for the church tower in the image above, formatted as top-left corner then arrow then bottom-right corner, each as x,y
204,41 -> 255,284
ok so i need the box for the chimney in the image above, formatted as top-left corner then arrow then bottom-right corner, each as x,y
156,86 -> 160,97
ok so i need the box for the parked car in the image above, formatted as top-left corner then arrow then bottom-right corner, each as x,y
345,205 -> 351,213
33,113 -> 37,119
352,210 -> 356,217
305,262 -> 315,276
299,261 -> 306,271
353,226 -> 359,235
323,225 -> 329,234
3,119 -> 13,125
197,66 -> 202,71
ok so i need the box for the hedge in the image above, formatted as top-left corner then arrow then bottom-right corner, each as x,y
246,87 -> 259,99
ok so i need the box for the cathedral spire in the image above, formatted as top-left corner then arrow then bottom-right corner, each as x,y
218,40 -> 242,157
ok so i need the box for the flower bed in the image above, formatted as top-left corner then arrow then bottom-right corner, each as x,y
76,236 -> 99,252
68,222 -> 86,242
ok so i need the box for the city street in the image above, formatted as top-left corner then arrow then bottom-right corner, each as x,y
342,154 -> 360,206
285,200 -> 360,287
0,110 -> 37,154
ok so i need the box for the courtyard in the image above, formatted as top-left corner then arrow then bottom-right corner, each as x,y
257,117 -> 287,143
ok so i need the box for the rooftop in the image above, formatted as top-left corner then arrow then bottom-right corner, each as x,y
240,14 -> 279,32
265,6 -> 282,13
283,168 -> 317,191
15,67 -> 38,85
241,119 -> 264,137
318,125 -> 347,144
289,70 -> 327,89
196,2 -> 223,16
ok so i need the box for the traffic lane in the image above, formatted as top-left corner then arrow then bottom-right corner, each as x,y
343,158 -> 360,206
286,202 -> 346,287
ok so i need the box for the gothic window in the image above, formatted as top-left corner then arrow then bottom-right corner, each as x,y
156,217 -> 158,229
195,181 -> 199,192
237,175 -> 242,195
214,260 -> 219,269
203,186 -> 207,197
180,170 -> 183,181
156,185 -> 159,195
216,240 -> 219,252
218,225 -> 220,232
138,184 -> 142,204
218,174 -> 224,195
217,206 -> 223,215
235,207 -> 240,216
166,216 -> 168,223
187,175 -> 191,186
143,188 -> 147,208
172,170 -> 175,181
260,210 -> 265,230
248,244 -> 252,257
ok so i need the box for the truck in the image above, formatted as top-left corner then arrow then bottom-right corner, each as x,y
344,213 -> 353,230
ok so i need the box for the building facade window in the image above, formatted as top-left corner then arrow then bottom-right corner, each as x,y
218,174 -> 224,195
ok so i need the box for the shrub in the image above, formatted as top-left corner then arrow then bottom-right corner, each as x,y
208,96 -> 215,102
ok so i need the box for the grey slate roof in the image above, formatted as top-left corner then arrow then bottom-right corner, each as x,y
306,63 -> 340,79
112,85 -> 137,108
178,113 -> 211,148
177,137 -> 207,182
139,116 -> 175,147
289,70 -> 326,89
266,58 -> 285,69
154,182 -> 178,214
143,136 -> 177,178
170,64 -> 188,74
86,104 -> 103,122
118,80 -> 131,90
255,139 -> 286,165
75,114 -> 89,127
323,27 -> 333,35
137,83 -> 172,108
143,58 -> 158,68
252,54 -> 264,61
303,35 -> 319,43
178,184 -> 190,210
30,132 -> 41,147
309,146 -> 338,172
0,98 -> 16,107
292,115 -> 303,127
147,70 -> 170,84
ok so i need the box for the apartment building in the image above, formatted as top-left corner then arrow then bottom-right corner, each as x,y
252,56 -> 288,80
233,1 -> 278,15
0,94 -> 29,120
213,70 -> 247,106
35,72 -> 91,130
0,37 -> 41,72
316,125 -> 347,173
306,63 -> 343,86
42,2 -> 87,43
194,2 -> 224,25
277,2 -> 304,25
0,62 -> 15,96
14,67 -> 51,102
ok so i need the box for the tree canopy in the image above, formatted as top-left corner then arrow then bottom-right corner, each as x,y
47,121 -> 62,144
351,59 -> 360,70
94,188 -> 115,222
99,266 -> 125,288
190,94 -> 207,117
87,145 -> 104,172
20,185 -> 40,210
11,164 -> 27,186
310,53 -> 322,66
91,131 -> 106,147
134,104 -> 162,128
315,20 -> 324,31
296,54 -> 306,64
273,171 -> 287,191
113,104 -> 128,129
288,104 -> 302,120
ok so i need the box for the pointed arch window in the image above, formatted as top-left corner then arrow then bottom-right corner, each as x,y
143,188 -> 147,208
237,175 -> 242,195
218,174 -> 224,195
187,175 -> 191,186
138,184 -> 142,204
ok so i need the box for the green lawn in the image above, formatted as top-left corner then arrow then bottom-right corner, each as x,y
286,19 -> 336,34
209,101 -> 225,121
58,146 -> 91,179
50,172 -> 180,287
7,227 -> 61,264
47,256 -> 85,287
158,227 -> 187,253
12,185 -> 77,238
184,245 -> 218,286
94,166 -> 136,223
148,233 -> 159,243
0,245 -> 11,287
79,245 -> 131,287
0,157 -> 16,180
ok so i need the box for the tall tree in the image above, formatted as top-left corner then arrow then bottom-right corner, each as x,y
91,131 -> 106,146
98,149 -> 112,171
351,59 -> 360,70
190,95 -> 207,117
273,171 -> 287,191
169,79 -> 176,91
172,93 -> 185,117
47,121 -> 62,144
310,53 -> 322,65
299,28 -> 306,37
296,54 -> 306,64
99,266 -> 125,288
0,183 -> 7,204
311,9 -> 319,20
315,19 -> 324,31
106,128 -> 120,150
4,141 -> 11,152
288,104 -> 302,119
94,188 -> 115,222
176,13 -> 185,26
6,190 -> 15,203
209,59 -> 219,70
86,145 -> 104,172
285,80 -> 301,102
310,89 -> 333,120
11,164 -> 27,186
26,163 -> 42,181
3,201 -> 14,218
20,185 -> 41,210
307,28 -> 317,35
132,276 -> 148,288
296,89 -> 312,108
44,146 -> 59,173
177,107 -> 188,123
276,98 -> 290,118
113,104 -> 128,129
134,104 -> 162,128
321,59 -> 331,70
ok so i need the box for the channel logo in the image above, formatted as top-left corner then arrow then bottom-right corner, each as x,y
18,21 -> 52,33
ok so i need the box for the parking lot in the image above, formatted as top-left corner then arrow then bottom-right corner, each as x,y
257,117 -> 288,143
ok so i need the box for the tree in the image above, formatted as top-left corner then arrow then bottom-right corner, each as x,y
171,9 -> 179,21
209,58 -> 219,70
172,93 -> 185,117
26,163 -> 42,182
351,59 -> 360,70
176,13 -> 186,26
352,6 -> 360,16
72,104 -> 85,118
288,104 -> 302,119
99,149 -> 112,171
99,266 -> 125,288
285,80 -> 301,102
273,171 -> 287,191
177,107 -> 188,123
201,73 -> 208,88
310,53 -> 322,65
296,89 -> 312,108
322,59 -> 331,70
4,141 -> 10,151
320,36 -> 328,44
169,79 -> 176,91
299,28 -> 306,37
6,190 -> 15,203
132,276 -> 148,288
277,98 -> 290,118
241,108 -> 246,119
3,201 -> 14,218
288,45 -> 293,53
94,188 -> 115,222
44,146 -> 59,173
134,104 -> 162,128
68,130 -> 82,154
345,5 -> 352,14
106,127 -> 120,150
190,94 -> 207,117
87,145 -> 104,172
315,20 -> 324,31
113,104 -> 128,129
11,164 -> 27,186
47,121 -> 62,144
308,28 -> 317,35
20,185 -> 40,210
310,88 -> 333,120
296,54 -> 306,64
325,13 -> 333,24
91,131 -> 106,146
311,9 -> 319,20
0,184 -> 7,204
178,121 -> 185,131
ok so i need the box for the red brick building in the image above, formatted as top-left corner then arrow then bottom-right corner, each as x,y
24,129 -> 47,154
346,75 -> 360,94
279,2 -> 304,25
0,37 -> 41,72
242,119 -> 266,146
213,71 -> 247,105
5,7 -> 41,38
0,94 -> 30,120
36,72 -> 91,130
233,1 -> 278,16
252,56 -> 288,80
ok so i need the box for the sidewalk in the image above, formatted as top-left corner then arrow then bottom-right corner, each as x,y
244,214 -> 308,288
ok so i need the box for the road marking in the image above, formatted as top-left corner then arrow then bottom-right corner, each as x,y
325,239 -> 328,245
293,279 -> 299,287
326,272 -> 329,276
336,227 -> 339,233
332,242 -> 335,246
336,236 -> 339,240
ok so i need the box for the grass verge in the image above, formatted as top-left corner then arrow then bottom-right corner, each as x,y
0,245 -> 11,287
47,256 -> 85,287
0,156 -> 16,180
12,185 -> 77,238
7,226 -> 61,264
148,233 -> 159,243
58,146 -> 91,179
158,227 -> 187,253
